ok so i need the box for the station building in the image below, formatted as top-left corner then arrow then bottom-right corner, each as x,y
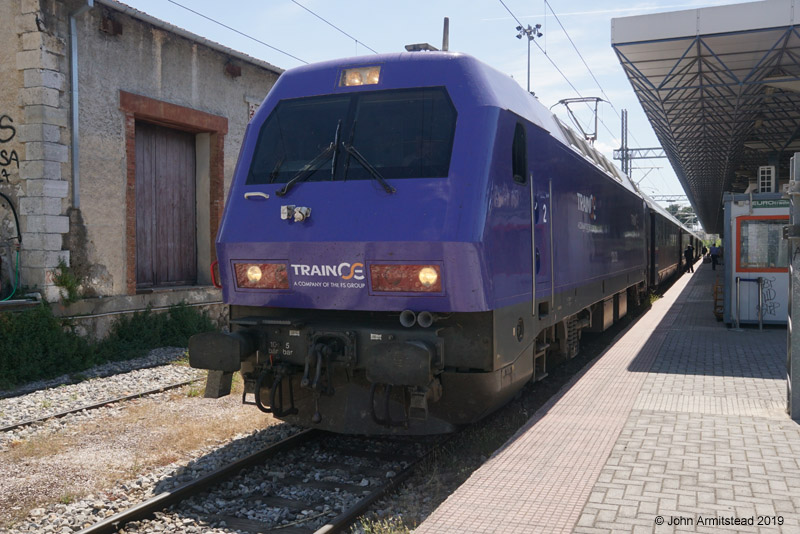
0,0 -> 281,335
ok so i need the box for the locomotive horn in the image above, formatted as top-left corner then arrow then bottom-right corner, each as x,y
417,311 -> 434,328
399,309 -> 416,327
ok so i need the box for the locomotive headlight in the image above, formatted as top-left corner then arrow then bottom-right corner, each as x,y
369,264 -> 443,293
234,262 -> 289,290
345,70 -> 363,86
340,66 -> 381,87
365,67 -> 380,84
246,265 -> 263,282
418,267 -> 438,287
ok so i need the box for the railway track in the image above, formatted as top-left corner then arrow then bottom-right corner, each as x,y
77,428 -> 445,534
0,378 -> 199,433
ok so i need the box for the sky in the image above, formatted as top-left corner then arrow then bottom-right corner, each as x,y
117,0 -> 756,210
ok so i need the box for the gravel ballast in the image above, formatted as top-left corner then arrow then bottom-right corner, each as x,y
0,348 -> 206,438
3,423 -> 303,534
0,347 -> 192,400
0,348 -> 279,532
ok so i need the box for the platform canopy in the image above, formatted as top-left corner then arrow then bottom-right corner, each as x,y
612,0 -> 800,234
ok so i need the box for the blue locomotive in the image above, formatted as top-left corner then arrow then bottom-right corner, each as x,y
190,52 -> 699,434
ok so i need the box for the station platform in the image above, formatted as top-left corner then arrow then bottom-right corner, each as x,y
416,262 -> 799,533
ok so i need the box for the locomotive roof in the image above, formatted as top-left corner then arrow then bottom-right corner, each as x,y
269,51 -> 637,194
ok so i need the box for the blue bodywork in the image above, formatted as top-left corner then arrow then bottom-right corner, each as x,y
217,52 -> 645,314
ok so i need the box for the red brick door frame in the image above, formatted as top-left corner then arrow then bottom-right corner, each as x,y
119,90 -> 228,295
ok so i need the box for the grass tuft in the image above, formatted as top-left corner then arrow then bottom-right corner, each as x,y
57,493 -> 76,505
52,259 -> 83,305
358,517 -> 412,534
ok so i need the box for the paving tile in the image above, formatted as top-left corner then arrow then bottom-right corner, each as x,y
416,265 -> 800,534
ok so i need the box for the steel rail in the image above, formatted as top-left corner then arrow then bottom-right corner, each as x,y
313,434 -> 452,534
77,428 -> 320,534
77,429 -> 446,534
313,449 -> 426,534
0,379 -> 200,433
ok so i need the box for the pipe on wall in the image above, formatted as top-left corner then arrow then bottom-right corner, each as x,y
69,0 -> 94,209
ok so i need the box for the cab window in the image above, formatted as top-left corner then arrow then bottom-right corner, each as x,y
512,122 -> 527,184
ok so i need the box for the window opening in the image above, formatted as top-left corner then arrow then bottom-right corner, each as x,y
738,216 -> 789,271
512,122 -> 527,184
247,87 -> 456,185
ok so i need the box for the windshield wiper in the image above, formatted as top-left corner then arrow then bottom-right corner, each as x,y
268,155 -> 285,184
342,121 -> 356,183
331,120 -> 342,181
342,143 -> 396,194
275,143 -> 335,197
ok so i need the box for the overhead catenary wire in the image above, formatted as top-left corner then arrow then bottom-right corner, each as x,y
542,2 -> 669,194
499,1 -> 623,140
544,1 -> 618,116
540,2 -> 672,194
166,0 -> 308,64
290,0 -> 379,55
498,1 -> 610,135
497,0 -> 525,33
499,0 -> 672,195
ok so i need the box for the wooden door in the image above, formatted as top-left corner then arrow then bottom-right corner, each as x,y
135,122 -> 197,288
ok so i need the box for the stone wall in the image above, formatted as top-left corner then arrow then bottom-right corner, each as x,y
52,288 -> 229,340
0,0 -> 22,295
2,0 -> 66,300
1,0 -> 281,336
18,0 -> 71,302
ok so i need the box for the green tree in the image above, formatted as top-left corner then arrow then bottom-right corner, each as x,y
666,203 -> 681,217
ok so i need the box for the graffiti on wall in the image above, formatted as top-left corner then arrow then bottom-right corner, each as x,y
756,276 -> 779,317
0,115 -> 20,183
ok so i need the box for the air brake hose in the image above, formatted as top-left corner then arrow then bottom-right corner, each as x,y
254,369 -> 273,414
0,249 -> 19,302
0,192 -> 21,301
0,192 -> 21,244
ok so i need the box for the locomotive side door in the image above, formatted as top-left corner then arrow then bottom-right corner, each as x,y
529,171 -> 536,316
533,179 -> 552,315
530,128 -> 552,317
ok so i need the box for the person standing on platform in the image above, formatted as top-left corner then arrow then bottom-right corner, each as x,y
710,243 -> 720,270
684,244 -> 694,273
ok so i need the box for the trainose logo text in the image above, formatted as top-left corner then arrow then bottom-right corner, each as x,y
291,262 -> 365,281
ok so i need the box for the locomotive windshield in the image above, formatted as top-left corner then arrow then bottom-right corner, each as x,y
246,87 -> 456,185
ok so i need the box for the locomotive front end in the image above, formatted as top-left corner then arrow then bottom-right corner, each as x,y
189,53 -> 516,434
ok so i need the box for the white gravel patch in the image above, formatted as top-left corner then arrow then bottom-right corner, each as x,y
2,424 -> 303,534
1,423 -> 422,534
0,348 -> 205,441
0,347 -> 191,400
